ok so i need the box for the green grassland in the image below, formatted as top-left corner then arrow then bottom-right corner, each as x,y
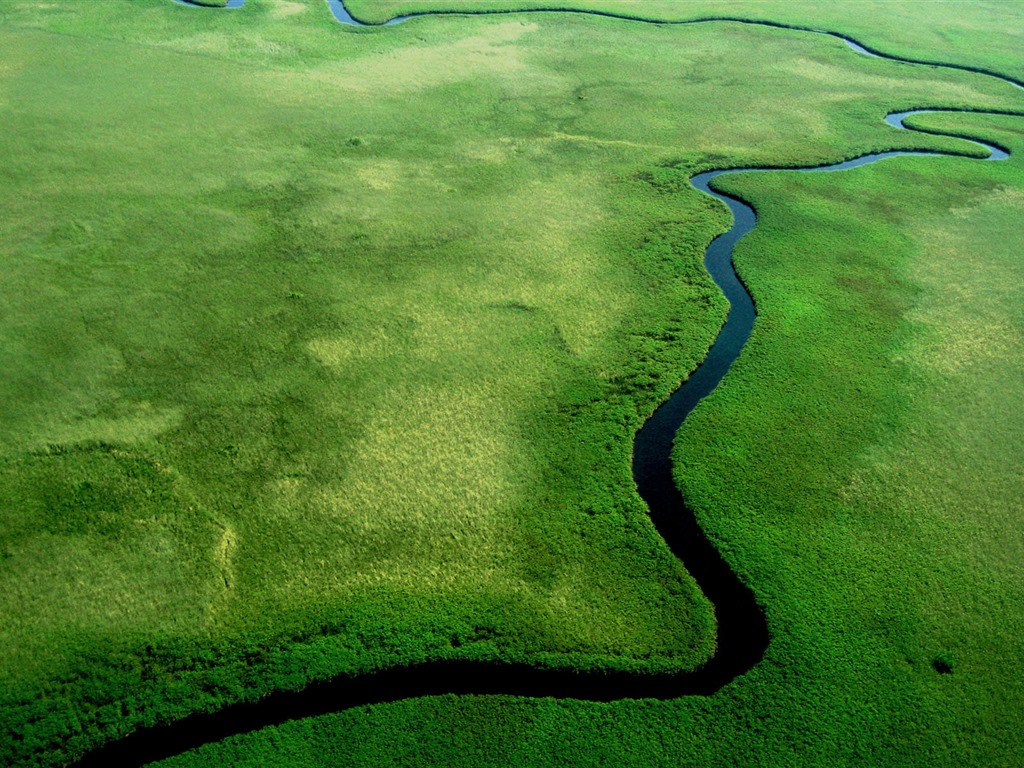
1,0 -> 1022,766
345,0 -> 1024,82
152,113 -> 1024,768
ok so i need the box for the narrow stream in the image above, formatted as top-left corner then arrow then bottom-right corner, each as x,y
631,120 -> 1007,690
70,3 -> 1020,765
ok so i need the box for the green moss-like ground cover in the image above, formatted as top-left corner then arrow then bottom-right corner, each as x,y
1,0 -> 1022,765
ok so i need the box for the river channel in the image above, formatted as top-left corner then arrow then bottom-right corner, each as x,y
71,3 -> 1019,764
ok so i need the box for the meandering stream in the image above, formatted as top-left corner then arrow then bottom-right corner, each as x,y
71,2 -> 1020,765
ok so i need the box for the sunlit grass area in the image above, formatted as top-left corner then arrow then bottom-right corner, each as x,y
1,0 -> 1022,766
347,0 -> 1024,81
156,113 -> 1024,768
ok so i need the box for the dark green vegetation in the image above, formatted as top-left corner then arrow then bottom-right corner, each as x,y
1,0 -> 1022,766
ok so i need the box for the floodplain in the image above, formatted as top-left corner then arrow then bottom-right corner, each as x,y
0,1 -> 1022,766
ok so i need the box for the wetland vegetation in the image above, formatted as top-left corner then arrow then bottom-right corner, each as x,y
0,1 -> 1021,766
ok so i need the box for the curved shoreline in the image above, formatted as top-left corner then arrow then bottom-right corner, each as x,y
69,4 -> 1021,765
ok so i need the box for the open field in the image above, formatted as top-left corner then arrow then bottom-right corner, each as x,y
1,0 -> 1022,766
345,0 -> 1024,82
152,110 -> 1024,768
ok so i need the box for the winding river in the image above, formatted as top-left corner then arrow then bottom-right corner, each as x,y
71,2 -> 1021,765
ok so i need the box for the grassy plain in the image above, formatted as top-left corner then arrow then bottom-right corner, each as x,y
155,113 -> 1024,768
346,0 -> 1024,82
1,0 -> 1022,766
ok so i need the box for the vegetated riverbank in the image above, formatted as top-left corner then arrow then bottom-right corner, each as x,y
1,1 -> 1022,766
150,108 -> 1024,768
